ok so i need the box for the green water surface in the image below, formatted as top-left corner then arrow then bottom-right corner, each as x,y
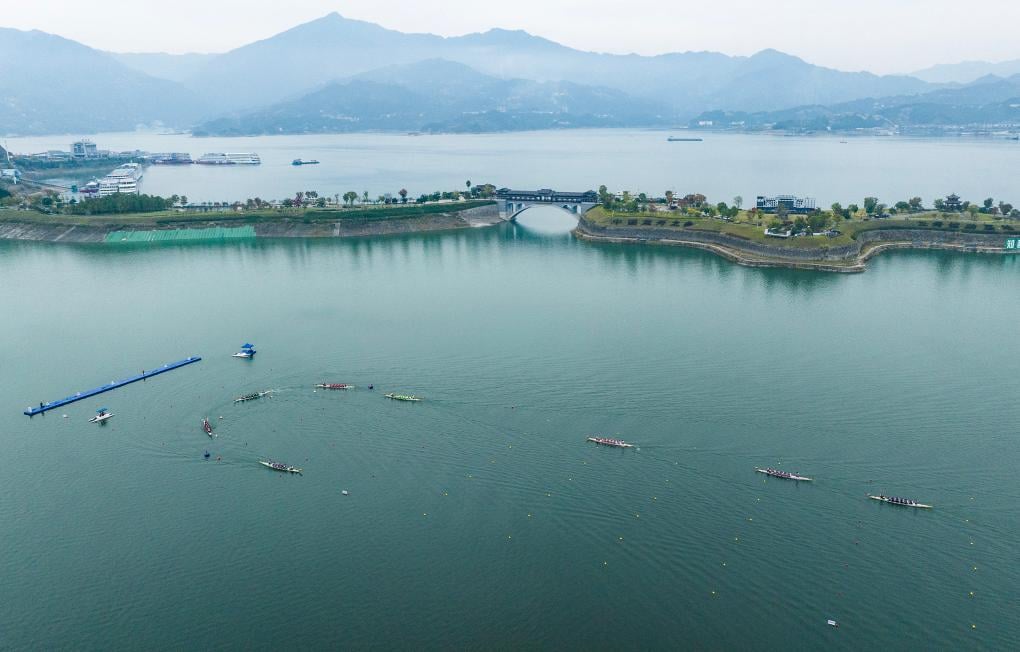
2,213 -> 1017,649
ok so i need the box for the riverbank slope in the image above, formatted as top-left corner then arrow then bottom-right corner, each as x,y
0,202 -> 500,243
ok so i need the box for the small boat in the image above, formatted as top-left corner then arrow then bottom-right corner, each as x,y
234,391 -> 271,403
868,494 -> 932,509
232,343 -> 256,358
88,408 -> 114,423
667,137 -> 704,142
204,450 -> 211,459
385,393 -> 422,402
202,418 -> 214,437
259,460 -> 302,474
586,436 -> 634,448
316,383 -> 355,390
291,159 -> 320,166
756,467 -> 813,481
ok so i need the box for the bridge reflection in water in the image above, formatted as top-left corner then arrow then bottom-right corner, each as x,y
496,188 -> 599,221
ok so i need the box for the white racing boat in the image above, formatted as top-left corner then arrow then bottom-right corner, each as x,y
88,408 -> 114,423
587,436 -> 634,448
868,494 -> 932,509
259,460 -> 302,474
756,467 -> 813,481
385,393 -> 422,402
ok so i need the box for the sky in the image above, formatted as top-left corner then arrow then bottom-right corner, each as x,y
2,0 -> 1019,74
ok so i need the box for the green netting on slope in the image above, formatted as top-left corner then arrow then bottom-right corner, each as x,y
105,226 -> 256,243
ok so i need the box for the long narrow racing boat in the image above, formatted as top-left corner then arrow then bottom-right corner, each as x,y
385,393 -> 422,402
316,383 -> 355,390
868,494 -> 932,509
756,467 -> 813,481
259,460 -> 302,474
234,390 -> 271,403
202,417 -> 214,437
586,436 -> 634,448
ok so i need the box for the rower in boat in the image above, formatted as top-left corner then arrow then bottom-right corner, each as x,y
385,393 -> 422,402
88,407 -> 114,424
316,383 -> 355,390
586,436 -> 634,448
756,467 -> 812,481
259,459 -> 302,474
868,494 -> 932,509
202,417 -> 214,437
234,390 -> 270,403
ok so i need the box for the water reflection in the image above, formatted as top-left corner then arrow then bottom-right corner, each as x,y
510,206 -> 579,235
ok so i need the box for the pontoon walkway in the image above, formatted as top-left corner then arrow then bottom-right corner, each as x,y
24,356 -> 202,416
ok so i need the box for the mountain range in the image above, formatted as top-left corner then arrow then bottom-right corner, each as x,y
692,74 -> 1020,132
0,12 -> 1008,136
912,59 -> 1020,84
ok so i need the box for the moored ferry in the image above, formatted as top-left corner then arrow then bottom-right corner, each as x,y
196,152 -> 261,165
98,163 -> 143,196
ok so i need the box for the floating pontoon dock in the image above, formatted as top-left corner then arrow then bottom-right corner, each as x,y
24,356 -> 202,416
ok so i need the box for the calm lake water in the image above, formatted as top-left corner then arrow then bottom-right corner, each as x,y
8,129 -> 1020,206
1,211 -> 1018,649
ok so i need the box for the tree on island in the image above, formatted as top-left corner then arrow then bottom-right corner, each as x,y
909,197 -> 923,212
808,212 -> 829,232
466,180 -> 471,192
363,191 -> 369,204
864,196 -> 879,216
733,195 -> 743,210
343,191 -> 358,206
397,188 -> 408,203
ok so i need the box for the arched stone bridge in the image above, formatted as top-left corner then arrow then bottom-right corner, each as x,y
496,188 -> 600,220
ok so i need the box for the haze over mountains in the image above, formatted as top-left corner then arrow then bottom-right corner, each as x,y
1,12 -> 1016,136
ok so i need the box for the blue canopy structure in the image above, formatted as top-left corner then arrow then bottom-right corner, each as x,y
241,343 -> 255,349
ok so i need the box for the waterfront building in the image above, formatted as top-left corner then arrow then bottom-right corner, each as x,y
72,139 -> 99,159
756,194 -> 817,214
944,193 -> 963,211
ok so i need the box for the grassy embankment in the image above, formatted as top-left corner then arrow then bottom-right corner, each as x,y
0,200 -> 496,227
583,206 -> 1017,248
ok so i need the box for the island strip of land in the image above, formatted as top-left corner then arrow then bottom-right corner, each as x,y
574,207 -> 1018,272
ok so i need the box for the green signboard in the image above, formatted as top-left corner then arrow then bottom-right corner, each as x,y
1007,238 -> 1018,250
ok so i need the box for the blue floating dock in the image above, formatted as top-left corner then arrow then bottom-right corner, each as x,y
24,356 -> 202,416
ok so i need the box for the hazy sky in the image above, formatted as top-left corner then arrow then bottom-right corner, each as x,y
3,0 -> 1019,74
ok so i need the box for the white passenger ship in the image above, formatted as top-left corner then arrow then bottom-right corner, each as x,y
98,163 -> 143,196
196,152 -> 261,165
